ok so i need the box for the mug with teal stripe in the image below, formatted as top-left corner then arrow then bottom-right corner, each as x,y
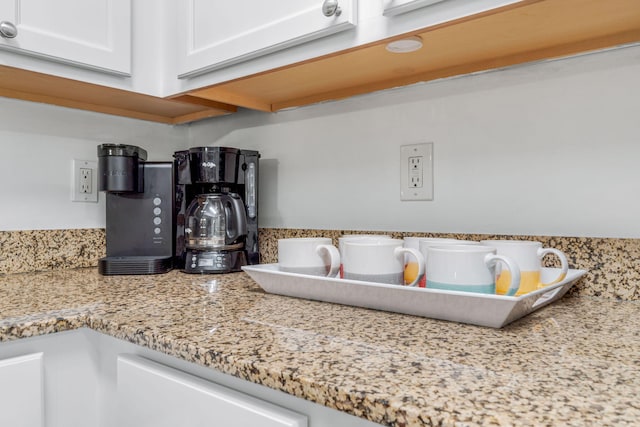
426,245 -> 521,296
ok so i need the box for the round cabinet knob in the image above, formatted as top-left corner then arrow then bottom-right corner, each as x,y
322,0 -> 342,17
0,21 -> 17,39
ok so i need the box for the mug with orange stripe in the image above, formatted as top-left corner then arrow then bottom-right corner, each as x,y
403,237 -> 460,286
480,240 -> 569,296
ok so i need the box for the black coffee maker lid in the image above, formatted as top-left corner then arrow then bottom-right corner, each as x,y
97,143 -> 148,161
187,146 -> 239,155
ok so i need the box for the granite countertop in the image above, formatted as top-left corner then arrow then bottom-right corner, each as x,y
0,268 -> 639,426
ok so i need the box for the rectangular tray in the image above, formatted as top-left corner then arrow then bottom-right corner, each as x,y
242,264 -> 587,328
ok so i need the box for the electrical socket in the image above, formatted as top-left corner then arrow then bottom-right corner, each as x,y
72,160 -> 98,202
400,143 -> 433,201
79,168 -> 92,193
409,156 -> 423,188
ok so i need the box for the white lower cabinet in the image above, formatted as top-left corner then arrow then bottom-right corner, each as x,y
0,352 -> 44,427
0,330 -> 102,427
117,354 -> 307,427
0,329 -> 381,427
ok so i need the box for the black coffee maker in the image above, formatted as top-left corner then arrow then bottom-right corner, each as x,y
97,144 -> 174,275
174,147 -> 259,274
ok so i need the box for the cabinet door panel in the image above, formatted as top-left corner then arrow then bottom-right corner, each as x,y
0,353 -> 44,427
0,0 -> 131,75
178,0 -> 357,78
117,354 -> 307,427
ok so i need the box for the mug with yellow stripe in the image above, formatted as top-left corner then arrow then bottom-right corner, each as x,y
403,237 -> 459,286
401,237 -> 481,286
480,240 -> 569,296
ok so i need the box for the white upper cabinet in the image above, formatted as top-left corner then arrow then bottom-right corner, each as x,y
381,0 -> 524,22
382,0 -> 447,17
0,0 -> 131,76
177,0 -> 357,78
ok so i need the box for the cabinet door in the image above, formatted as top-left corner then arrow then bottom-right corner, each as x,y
0,353 -> 44,427
382,0 -> 446,16
0,0 -> 131,75
177,0 -> 357,78
117,354 -> 307,427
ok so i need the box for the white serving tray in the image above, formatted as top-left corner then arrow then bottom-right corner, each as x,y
242,264 -> 587,328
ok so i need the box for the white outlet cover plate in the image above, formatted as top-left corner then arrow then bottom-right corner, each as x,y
72,159 -> 98,203
400,142 -> 433,201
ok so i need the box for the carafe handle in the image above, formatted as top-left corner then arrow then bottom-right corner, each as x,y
225,194 -> 248,244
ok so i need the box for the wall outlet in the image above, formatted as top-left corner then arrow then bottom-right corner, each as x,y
79,168 -> 92,193
72,160 -> 98,202
409,156 -> 423,187
400,143 -> 433,201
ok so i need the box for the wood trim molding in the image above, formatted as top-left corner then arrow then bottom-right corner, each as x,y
0,65 -> 234,124
188,0 -> 640,113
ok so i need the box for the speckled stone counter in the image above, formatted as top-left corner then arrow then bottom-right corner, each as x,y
1,268 -> 638,426
2,228 -> 638,300
0,228 -> 104,274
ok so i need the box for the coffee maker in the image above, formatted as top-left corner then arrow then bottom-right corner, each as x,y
174,147 -> 259,274
97,144 -> 174,275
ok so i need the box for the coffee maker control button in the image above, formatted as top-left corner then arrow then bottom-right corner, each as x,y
153,197 -> 161,206
154,227 -> 161,235
153,217 -> 162,225
153,207 -> 161,215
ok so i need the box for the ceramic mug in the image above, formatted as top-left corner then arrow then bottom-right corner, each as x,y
342,238 -> 424,286
338,234 -> 391,278
480,240 -> 569,295
426,244 -> 521,296
414,238 -> 480,287
278,238 -> 340,277
400,237 -> 463,286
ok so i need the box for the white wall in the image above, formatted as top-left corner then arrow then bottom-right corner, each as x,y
1,45 -> 639,238
0,99 -> 187,231
189,44 -> 640,239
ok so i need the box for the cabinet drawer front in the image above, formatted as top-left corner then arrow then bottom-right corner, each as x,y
117,354 -> 307,427
0,352 -> 44,427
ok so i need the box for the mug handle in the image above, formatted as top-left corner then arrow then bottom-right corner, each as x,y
316,244 -> 341,277
485,254 -> 521,296
537,247 -> 569,287
394,247 -> 425,287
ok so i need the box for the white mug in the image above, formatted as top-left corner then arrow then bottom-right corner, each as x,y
342,238 -> 424,286
426,244 -> 521,296
415,238 -> 479,287
278,238 -> 340,277
338,234 -> 391,278
480,240 -> 569,295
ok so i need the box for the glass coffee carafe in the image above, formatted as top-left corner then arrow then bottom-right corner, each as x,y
184,193 -> 247,252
